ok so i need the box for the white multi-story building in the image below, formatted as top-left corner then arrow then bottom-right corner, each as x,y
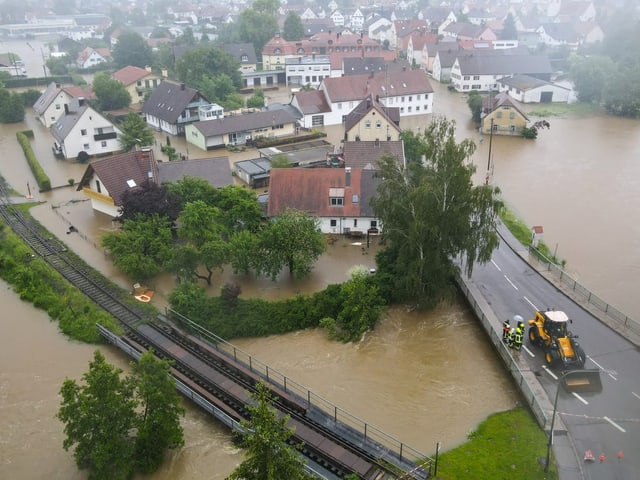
285,55 -> 332,87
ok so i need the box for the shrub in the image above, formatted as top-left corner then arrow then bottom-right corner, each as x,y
16,131 -> 51,191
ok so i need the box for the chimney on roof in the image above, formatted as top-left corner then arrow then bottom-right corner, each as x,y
181,83 -> 185,90
145,65 -> 152,72
55,83 -> 61,88
345,166 -> 351,187
64,104 -> 69,114
78,97 -> 85,106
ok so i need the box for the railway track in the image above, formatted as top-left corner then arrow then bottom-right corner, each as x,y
0,187 -> 428,479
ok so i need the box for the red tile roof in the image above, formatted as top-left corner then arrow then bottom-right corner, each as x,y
112,65 -> 152,86
322,69 -> 433,103
267,168 -> 362,218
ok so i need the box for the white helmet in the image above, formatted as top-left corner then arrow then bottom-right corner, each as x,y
513,315 -> 524,322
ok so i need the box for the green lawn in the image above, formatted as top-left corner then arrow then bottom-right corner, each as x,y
433,408 -> 558,480
526,102 -> 600,118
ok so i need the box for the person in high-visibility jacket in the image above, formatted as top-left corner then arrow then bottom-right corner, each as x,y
502,320 -> 511,343
513,325 -> 524,351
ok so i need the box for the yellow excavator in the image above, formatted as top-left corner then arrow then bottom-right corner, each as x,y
528,310 -> 586,368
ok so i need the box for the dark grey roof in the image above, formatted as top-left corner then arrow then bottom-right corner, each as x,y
193,109 -> 297,137
444,22 -> 487,38
456,53 -> 552,76
220,43 -> 257,64
50,103 -> 90,142
539,23 -> 578,42
33,82 -> 59,115
263,103 -> 303,120
435,48 -> 460,68
342,57 -> 410,76
142,81 -> 207,124
157,157 -> 233,188
359,169 -> 381,217
343,141 -> 404,170
234,157 -> 272,176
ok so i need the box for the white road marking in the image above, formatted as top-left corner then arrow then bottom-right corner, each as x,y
608,372 -> 618,380
632,392 -> 640,401
522,345 -> 535,357
543,365 -> 558,380
587,356 -> 605,370
572,392 -> 589,405
523,296 -> 538,310
491,259 -> 502,271
504,275 -> 519,290
603,416 -> 627,433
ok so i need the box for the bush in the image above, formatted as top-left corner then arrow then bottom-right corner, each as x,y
16,131 -> 51,191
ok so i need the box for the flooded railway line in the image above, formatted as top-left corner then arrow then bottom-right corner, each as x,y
0,188 -> 431,479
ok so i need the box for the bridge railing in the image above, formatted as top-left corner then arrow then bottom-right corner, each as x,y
165,307 -> 432,476
527,246 -> 640,338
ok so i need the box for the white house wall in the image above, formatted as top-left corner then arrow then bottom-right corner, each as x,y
318,216 -> 380,235
322,92 -> 433,126
62,114 -> 121,159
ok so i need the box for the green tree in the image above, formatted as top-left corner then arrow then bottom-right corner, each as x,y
246,88 -> 265,108
119,112 -> 155,151
603,65 -> 640,118
102,214 -> 173,281
467,90 -> 483,123
215,185 -> 263,233
283,11 -> 304,41
0,88 -> 24,123
236,6 -> 279,60
227,230 -> 259,274
175,48 -> 241,90
177,200 -> 230,285
399,130 -> 426,164
131,350 -> 185,473
500,13 -> 517,40
46,55 -> 69,75
57,350 -> 137,480
112,31 -> 153,68
226,382 -> 312,480
569,55 -> 616,104
92,72 -> 132,111
269,154 -> 292,168
176,26 -> 196,46
371,117 -> 503,305
323,269 -> 385,342
255,208 -> 326,280
167,175 -> 220,208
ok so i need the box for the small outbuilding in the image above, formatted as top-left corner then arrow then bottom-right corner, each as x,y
498,75 -> 571,104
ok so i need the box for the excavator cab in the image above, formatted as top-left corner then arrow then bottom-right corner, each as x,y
528,310 -> 586,368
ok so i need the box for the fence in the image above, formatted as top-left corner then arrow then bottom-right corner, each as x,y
455,276 -> 552,430
165,308 -> 432,477
527,246 -> 640,338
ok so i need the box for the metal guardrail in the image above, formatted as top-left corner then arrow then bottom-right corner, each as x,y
165,308 -> 432,474
527,246 -> 640,338
455,277 -> 550,430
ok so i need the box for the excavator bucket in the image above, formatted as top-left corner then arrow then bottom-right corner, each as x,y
561,369 -> 602,393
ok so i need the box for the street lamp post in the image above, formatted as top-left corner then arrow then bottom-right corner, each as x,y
485,118 -> 494,185
545,369 -> 601,472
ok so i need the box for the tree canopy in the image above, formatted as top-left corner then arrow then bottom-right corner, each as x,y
112,31 -> 153,68
236,2 -> 279,60
0,87 -> 24,123
102,213 -> 174,281
226,382 -> 313,480
118,112 -> 155,152
57,350 -> 184,479
92,72 -> 131,111
118,179 -> 181,222
371,117 -> 503,306
283,11 -> 304,41
175,47 -> 241,91
254,209 -> 326,280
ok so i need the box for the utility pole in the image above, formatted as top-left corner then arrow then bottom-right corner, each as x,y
486,117 -> 493,185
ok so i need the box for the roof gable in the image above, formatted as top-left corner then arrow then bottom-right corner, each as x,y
142,81 -> 208,123
112,65 -> 153,86
322,69 -> 433,103
344,95 -> 400,133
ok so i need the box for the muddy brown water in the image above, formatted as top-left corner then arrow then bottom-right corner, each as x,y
1,43 -> 640,478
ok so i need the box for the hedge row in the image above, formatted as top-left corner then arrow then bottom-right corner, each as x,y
3,75 -> 74,89
169,282 -> 347,339
16,131 -> 51,191
0,223 -> 122,342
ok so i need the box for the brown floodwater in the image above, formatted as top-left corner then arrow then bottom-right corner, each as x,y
1,42 -> 639,478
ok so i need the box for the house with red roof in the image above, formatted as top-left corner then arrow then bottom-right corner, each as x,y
267,167 -> 381,235
32,82 -> 95,128
111,66 -> 163,104
76,47 -> 111,69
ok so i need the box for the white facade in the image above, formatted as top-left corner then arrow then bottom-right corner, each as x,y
285,55 -> 332,87
318,216 -> 380,235
36,90 -> 77,128
500,82 -> 570,103
350,8 -> 364,32
54,108 -> 122,160
450,59 -> 499,92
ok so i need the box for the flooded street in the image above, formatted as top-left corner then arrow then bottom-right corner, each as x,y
1,41 -> 639,478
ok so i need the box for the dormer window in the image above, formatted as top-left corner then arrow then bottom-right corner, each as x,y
241,54 -> 249,62
329,187 -> 345,206
275,48 -> 282,54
